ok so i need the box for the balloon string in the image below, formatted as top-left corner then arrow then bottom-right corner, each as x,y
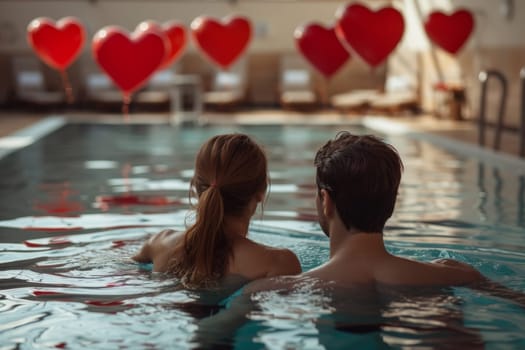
122,93 -> 131,122
320,77 -> 329,107
122,162 -> 132,194
60,70 -> 74,104
370,67 -> 382,92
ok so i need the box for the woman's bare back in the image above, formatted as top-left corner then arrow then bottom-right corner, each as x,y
132,229 -> 301,280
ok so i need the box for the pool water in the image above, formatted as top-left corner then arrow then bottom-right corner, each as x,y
0,122 -> 524,349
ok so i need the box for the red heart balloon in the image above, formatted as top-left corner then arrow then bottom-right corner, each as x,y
336,4 -> 404,67
27,16 -> 85,70
92,25 -> 167,95
424,9 -> 474,55
191,15 -> 252,69
295,23 -> 350,78
138,20 -> 187,69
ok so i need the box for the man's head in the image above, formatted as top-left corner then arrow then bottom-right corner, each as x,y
314,132 -> 403,234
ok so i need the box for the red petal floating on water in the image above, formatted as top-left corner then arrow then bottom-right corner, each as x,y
24,237 -> 72,247
50,236 -> 71,244
85,300 -> 125,306
34,203 -> 84,216
96,194 -> 180,206
24,241 -> 46,247
106,282 -> 125,287
111,240 -> 126,248
32,290 -> 63,296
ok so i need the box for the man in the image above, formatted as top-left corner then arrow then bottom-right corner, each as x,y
283,131 -> 481,287
249,131 -> 523,296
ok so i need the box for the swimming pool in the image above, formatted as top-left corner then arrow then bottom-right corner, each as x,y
0,119 -> 524,349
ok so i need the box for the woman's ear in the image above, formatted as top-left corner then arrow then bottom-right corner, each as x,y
256,190 -> 265,203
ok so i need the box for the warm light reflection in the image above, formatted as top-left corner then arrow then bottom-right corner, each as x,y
0,136 -> 34,148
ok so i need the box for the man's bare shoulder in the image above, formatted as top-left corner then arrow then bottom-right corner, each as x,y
377,255 -> 483,286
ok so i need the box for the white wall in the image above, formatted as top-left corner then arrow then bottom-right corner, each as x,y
0,0 -> 522,54
0,0 -> 350,54
1,0 -> 523,118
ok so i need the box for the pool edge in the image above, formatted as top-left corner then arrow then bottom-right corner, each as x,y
363,116 -> 525,175
0,116 -> 67,160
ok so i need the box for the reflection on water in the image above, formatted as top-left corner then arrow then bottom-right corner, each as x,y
33,182 -> 84,216
0,124 -> 524,349
196,278 -> 486,349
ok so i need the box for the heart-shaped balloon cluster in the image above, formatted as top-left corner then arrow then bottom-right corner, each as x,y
191,15 -> 252,70
26,8 -> 475,103
424,9 -> 475,55
294,4 -> 474,78
294,23 -> 350,78
92,25 -> 169,97
27,15 -> 252,101
90,15 -> 252,97
27,16 -> 86,71
137,20 -> 187,70
92,20 -> 192,98
336,3 -> 405,68
294,3 -> 406,78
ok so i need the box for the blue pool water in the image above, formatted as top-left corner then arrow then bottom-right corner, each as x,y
0,121 -> 524,349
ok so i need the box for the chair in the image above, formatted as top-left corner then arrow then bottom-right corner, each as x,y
370,63 -> 421,114
278,54 -> 319,111
83,71 -> 123,111
203,59 -> 247,110
330,89 -> 380,113
80,55 -> 123,111
134,68 -> 174,111
10,55 -> 66,109
331,52 -> 420,115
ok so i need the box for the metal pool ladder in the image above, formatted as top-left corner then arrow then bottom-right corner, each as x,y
521,68 -> 525,157
478,70 -> 508,152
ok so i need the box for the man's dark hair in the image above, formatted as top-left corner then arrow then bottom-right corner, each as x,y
314,131 -> 403,233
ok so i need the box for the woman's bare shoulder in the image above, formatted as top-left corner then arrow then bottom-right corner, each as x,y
232,238 -> 291,259
268,247 -> 302,276
231,238 -> 301,278
131,229 -> 182,263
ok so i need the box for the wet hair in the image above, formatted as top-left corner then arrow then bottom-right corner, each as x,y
168,133 -> 268,287
314,131 -> 403,233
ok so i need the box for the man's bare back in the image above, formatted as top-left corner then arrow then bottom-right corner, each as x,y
247,233 -> 481,294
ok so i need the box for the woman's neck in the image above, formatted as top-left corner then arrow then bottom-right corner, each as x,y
223,215 -> 251,238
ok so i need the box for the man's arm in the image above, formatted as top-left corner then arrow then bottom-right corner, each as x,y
471,278 -> 525,309
435,258 -> 525,308
193,293 -> 255,348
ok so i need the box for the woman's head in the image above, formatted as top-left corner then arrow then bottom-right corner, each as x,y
192,133 -> 268,215
169,133 -> 268,287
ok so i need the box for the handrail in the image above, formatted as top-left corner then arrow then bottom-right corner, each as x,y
478,70 -> 508,151
519,67 -> 525,157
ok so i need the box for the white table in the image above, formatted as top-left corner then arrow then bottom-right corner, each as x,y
168,74 -> 203,125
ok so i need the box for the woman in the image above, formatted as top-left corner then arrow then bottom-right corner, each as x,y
133,133 -> 301,288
